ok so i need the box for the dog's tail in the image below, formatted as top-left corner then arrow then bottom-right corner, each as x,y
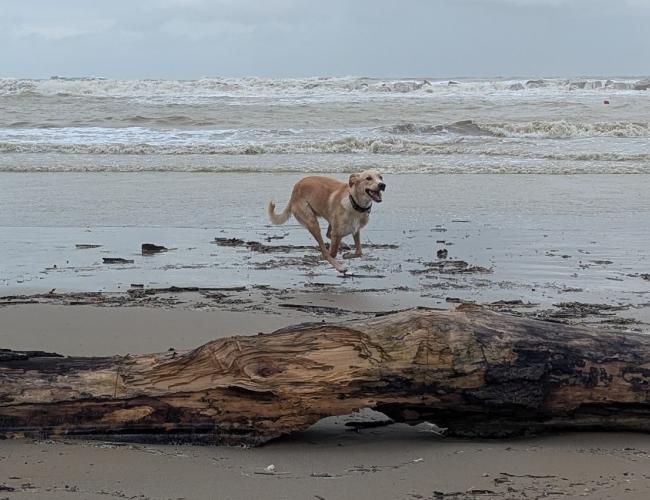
267,200 -> 291,225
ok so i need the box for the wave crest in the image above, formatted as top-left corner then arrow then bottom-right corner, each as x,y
384,120 -> 650,138
1,76 -> 648,99
2,137 -> 649,160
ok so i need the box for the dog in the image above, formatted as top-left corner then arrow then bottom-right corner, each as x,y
267,169 -> 386,273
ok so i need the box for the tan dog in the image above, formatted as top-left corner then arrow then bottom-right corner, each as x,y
267,170 -> 386,273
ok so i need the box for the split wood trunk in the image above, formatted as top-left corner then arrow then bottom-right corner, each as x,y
2,306 -> 650,446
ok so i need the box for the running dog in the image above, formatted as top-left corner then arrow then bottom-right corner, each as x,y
267,170 -> 386,273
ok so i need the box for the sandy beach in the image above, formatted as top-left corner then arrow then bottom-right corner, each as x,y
4,0 -> 650,491
4,429 -> 650,499
1,172 -> 650,498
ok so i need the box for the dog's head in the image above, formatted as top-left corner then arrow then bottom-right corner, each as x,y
348,169 -> 386,204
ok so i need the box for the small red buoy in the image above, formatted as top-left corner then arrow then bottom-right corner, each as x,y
603,100 -> 610,104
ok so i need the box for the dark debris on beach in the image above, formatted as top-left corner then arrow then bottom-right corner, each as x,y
212,237 -> 398,253
409,259 -> 492,275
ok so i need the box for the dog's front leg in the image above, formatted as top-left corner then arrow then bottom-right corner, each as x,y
344,231 -> 363,259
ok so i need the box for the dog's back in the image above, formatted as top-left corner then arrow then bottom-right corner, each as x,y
290,176 -> 345,216
268,175 -> 345,224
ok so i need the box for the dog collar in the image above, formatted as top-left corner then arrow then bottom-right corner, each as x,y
349,194 -> 371,213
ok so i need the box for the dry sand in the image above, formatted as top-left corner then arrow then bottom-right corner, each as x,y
0,304 -> 313,356
3,422 -> 650,499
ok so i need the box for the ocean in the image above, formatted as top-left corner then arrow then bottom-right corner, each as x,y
1,76 -> 649,174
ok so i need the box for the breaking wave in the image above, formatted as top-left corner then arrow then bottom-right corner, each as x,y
2,162 -> 649,174
0,138 -> 449,155
2,119 -> 648,158
384,120 -> 650,138
1,76 -> 648,99
2,139 -> 650,162
479,120 -> 650,138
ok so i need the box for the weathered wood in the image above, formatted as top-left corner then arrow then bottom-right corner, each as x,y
2,306 -> 650,446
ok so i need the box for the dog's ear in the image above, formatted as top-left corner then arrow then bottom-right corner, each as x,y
348,173 -> 361,187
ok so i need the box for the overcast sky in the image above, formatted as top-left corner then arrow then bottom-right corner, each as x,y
1,0 -> 648,79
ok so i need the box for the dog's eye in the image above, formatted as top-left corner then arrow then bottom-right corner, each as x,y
379,175 -> 383,180
366,176 -> 372,181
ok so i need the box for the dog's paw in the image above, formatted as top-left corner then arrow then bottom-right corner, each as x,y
343,252 -> 362,260
335,264 -> 348,274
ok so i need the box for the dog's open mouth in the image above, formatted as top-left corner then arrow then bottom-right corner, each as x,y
366,188 -> 383,203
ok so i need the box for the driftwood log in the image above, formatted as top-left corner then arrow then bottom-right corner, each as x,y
2,306 -> 650,446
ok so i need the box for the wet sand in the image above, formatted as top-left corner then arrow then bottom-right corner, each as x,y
2,173 -> 650,498
2,175 -> 649,313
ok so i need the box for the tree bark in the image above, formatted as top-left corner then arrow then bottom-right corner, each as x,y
2,306 -> 650,446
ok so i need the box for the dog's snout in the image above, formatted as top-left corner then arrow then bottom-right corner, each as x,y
378,183 -> 386,191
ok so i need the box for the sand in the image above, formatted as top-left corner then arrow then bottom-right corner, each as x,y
0,304 -> 313,356
3,423 -> 650,499
2,173 -> 650,498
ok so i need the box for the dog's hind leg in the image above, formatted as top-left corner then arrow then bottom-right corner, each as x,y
325,224 -> 334,252
329,233 -> 342,258
293,208 -> 346,273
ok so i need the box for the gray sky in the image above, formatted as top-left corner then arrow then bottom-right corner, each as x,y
1,0 -> 648,79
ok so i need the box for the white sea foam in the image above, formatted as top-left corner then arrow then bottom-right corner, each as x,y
479,120 -> 650,138
382,120 -> 650,138
1,160 -> 649,174
1,76 -> 647,100
1,119 -> 648,158
3,139 -> 650,160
